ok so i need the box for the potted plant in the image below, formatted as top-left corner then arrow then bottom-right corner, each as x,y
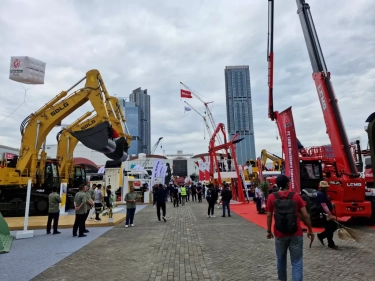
258,181 -> 270,201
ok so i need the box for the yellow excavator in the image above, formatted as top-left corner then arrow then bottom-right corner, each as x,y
260,149 -> 283,171
243,160 -> 260,186
56,96 -> 131,209
0,69 -> 130,215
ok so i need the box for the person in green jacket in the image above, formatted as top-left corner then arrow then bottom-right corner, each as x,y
47,186 -> 62,234
73,184 -> 88,237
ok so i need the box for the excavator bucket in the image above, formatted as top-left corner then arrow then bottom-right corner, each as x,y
104,137 -> 128,162
70,121 -> 128,162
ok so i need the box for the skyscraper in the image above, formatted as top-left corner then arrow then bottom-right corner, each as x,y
119,99 -> 141,156
224,65 -> 256,164
129,88 -> 151,154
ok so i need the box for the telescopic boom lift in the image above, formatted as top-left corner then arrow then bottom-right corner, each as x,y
295,0 -> 371,219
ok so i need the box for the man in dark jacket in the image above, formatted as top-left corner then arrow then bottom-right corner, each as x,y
221,184 -> 232,217
316,181 -> 338,249
154,184 -> 167,222
206,184 -> 218,218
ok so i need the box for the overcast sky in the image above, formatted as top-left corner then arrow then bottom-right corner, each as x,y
0,0 -> 374,161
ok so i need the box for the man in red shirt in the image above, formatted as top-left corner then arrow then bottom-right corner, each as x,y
266,175 -> 314,281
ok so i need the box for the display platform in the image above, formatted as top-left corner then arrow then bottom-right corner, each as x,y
4,213 -> 126,231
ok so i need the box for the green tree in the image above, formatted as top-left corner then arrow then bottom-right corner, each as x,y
189,173 -> 198,182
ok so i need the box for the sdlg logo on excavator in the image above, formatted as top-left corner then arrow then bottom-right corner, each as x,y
81,120 -> 96,130
51,102 -> 69,117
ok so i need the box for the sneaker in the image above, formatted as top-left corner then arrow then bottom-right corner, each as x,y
222,215 -> 225,217
46,232 -> 51,235
88,218 -> 93,221
328,244 -> 339,250
207,215 -> 210,218
162,216 -> 167,222
53,231 -> 61,235
78,234 -> 87,238
84,230 -> 90,233
130,224 -> 134,227
125,225 -> 129,228
211,215 -> 216,218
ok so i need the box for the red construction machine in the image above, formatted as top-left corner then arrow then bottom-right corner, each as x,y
208,123 -> 245,202
267,0 -> 374,223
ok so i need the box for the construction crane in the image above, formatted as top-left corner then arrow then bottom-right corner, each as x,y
142,137 -> 163,169
180,82 -> 223,145
184,101 -> 212,139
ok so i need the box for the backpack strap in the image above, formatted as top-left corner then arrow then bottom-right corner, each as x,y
273,192 -> 281,199
287,192 -> 295,199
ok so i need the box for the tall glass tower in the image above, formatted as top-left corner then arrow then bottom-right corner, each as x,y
129,88 -> 151,154
118,99 -> 141,156
224,65 -> 256,164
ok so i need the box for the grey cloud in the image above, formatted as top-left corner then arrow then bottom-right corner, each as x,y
0,0 -> 373,163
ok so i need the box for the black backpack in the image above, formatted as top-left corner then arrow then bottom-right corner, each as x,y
273,192 -> 298,234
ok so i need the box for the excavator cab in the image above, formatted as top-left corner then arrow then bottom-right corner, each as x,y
72,165 -> 87,188
42,161 -> 60,190
299,159 -> 323,190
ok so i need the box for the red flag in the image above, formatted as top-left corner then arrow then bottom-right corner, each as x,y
275,107 -> 300,193
180,89 -> 192,99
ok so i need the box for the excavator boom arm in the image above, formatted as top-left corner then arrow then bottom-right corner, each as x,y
17,70 -> 110,181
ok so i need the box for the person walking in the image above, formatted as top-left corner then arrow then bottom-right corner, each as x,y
105,185 -> 113,216
180,184 -> 187,206
46,186 -> 61,235
73,184 -> 88,237
173,185 -> 179,207
197,183 -> 203,202
125,186 -> 139,228
191,184 -> 197,202
206,184 -> 217,218
221,184 -> 232,217
169,184 -> 174,203
154,184 -> 167,222
266,175 -> 314,281
94,185 -> 104,221
316,181 -> 338,249
84,185 -> 95,232
86,184 -> 96,221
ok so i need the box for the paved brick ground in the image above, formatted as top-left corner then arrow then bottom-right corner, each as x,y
32,200 -> 375,281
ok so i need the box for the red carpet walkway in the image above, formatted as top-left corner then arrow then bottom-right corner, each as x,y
231,201 -> 324,233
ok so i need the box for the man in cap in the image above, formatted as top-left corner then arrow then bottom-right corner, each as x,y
266,174 -> 314,281
316,181 -> 338,249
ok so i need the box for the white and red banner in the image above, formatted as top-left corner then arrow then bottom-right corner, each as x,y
275,107 -> 300,193
180,89 -> 192,99
198,160 -> 206,181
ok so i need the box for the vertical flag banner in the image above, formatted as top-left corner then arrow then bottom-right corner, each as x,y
275,107 -> 300,193
180,89 -> 193,99
59,183 -> 67,215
